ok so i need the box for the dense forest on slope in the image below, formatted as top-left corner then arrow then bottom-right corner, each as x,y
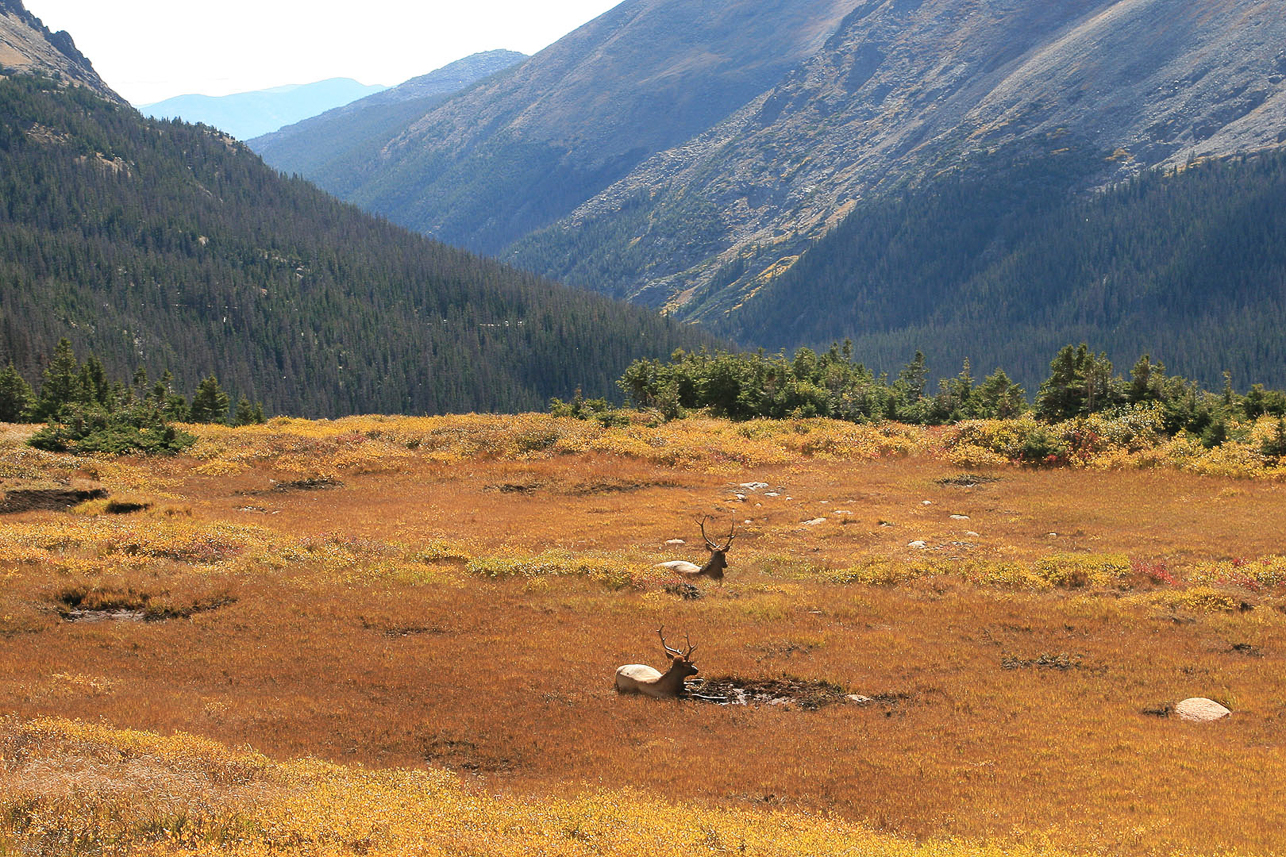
0,75 -> 717,417
720,148 -> 1286,390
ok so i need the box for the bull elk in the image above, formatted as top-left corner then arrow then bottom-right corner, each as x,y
656,516 -> 736,584
614,626 -> 699,698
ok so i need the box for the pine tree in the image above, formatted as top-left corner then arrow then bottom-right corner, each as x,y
189,375 -> 230,424
0,363 -> 34,422
232,395 -> 266,426
32,339 -> 84,420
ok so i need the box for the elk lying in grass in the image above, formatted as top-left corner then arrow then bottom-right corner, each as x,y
656,516 -> 736,584
614,627 -> 699,698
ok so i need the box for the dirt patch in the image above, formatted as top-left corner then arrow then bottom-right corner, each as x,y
485,480 -> 546,495
568,477 -> 678,495
687,675 -> 850,710
1001,652 -> 1086,671
234,478 -> 343,497
420,732 -> 524,773
0,487 -> 109,513
54,588 -> 236,623
273,477 -> 343,493
485,477 -> 678,496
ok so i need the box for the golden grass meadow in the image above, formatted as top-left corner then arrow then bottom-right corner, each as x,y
3,412 -> 1286,855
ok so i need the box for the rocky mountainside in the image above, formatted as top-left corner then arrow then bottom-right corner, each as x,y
298,0 -> 857,255
513,0 -> 1286,317
0,0 -> 118,101
250,50 -> 527,185
141,78 -> 387,141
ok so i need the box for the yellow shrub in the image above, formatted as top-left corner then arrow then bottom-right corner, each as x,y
1033,554 -> 1131,588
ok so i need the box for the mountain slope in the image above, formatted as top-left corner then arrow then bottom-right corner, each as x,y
250,50 -> 527,187
0,0 -> 117,102
141,78 -> 387,141
724,148 -> 1286,389
0,10 -> 717,417
301,0 -> 858,255
513,0 -> 1286,316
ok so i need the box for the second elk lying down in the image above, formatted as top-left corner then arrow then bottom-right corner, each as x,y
656,517 -> 736,584
615,627 -> 699,698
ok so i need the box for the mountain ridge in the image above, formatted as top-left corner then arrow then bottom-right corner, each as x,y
0,0 -> 118,101
250,50 -> 528,184
141,78 -> 388,142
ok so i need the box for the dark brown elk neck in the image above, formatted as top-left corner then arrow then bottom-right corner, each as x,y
698,550 -> 727,579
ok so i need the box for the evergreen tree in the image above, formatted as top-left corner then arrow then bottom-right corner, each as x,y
189,375 -> 230,424
32,339 -> 84,420
973,369 -> 1027,419
232,395 -> 266,426
0,363 -> 34,422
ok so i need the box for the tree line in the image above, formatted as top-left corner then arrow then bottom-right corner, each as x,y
615,343 -> 1286,443
0,339 -> 261,453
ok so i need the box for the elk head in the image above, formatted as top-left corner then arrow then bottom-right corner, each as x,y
696,515 -> 736,583
614,626 -> 699,698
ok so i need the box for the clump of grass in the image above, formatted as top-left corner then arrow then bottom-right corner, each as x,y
467,550 -> 640,590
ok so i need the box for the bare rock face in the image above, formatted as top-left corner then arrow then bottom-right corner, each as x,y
0,0 -> 120,102
1175,698 -> 1232,723
514,0 -> 1286,316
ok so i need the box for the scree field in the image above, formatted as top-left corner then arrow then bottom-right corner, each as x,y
2,413 -> 1285,856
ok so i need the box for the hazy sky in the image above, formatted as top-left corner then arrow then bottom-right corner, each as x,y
21,0 -> 622,105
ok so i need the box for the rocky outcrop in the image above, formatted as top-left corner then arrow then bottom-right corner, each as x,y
0,0 -> 120,102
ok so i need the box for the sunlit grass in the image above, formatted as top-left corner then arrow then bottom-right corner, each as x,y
3,412 -> 1286,855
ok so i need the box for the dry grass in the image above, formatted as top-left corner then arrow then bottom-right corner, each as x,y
2,414 -> 1286,855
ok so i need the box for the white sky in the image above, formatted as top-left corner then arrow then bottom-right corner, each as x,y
21,0 -> 623,105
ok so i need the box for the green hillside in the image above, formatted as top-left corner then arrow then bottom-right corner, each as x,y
0,75 -> 717,417
722,148 -> 1286,389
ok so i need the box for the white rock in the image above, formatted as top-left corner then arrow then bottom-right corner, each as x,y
965,531 -> 980,538
820,500 -> 830,504
907,540 -> 927,549
665,539 -> 686,546
846,694 -> 873,706
740,482 -> 769,491
735,494 -> 747,501
833,510 -> 853,516
765,492 -> 780,498
744,519 -> 752,524
922,500 -> 932,506
803,518 -> 828,526
950,514 -> 970,520
1175,698 -> 1232,722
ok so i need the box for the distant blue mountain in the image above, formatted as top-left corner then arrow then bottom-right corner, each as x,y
140,78 -> 387,141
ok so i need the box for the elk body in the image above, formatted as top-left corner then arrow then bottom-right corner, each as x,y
656,517 -> 736,584
614,627 -> 699,698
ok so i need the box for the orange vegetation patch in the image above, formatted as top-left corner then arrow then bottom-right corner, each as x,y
1,414 -> 1286,855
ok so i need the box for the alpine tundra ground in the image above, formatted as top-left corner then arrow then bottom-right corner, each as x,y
2,413 -> 1285,855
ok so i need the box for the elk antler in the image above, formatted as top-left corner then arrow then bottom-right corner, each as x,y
683,631 -> 697,660
658,625 -> 684,658
700,515 -> 736,551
